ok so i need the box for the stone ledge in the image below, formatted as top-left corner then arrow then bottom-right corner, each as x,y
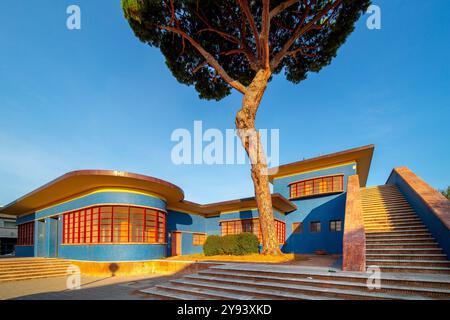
394,167 -> 450,230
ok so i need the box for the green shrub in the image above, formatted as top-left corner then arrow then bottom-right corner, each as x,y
222,234 -> 239,255
203,233 -> 260,256
203,235 -> 223,256
236,232 -> 259,255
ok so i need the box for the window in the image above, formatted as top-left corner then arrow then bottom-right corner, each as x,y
289,175 -> 344,199
221,218 -> 286,244
310,221 -> 321,233
193,233 -> 206,246
4,221 -> 16,228
62,205 -> 166,244
17,222 -> 34,245
292,222 -> 302,234
330,220 -> 342,232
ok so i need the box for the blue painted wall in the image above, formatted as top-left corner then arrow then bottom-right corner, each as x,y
205,215 -> 221,236
16,213 -> 35,225
219,209 -> 285,222
167,209 -> 206,255
58,243 -> 167,261
387,171 -> 450,258
273,163 -> 356,254
15,245 -> 34,257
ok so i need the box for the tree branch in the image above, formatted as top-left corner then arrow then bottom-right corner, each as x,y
192,61 -> 207,74
160,25 -> 247,94
237,0 -> 261,59
261,0 -> 271,68
270,0 -> 342,70
269,0 -> 302,20
191,4 -> 259,72
286,46 -> 319,59
196,28 -> 240,44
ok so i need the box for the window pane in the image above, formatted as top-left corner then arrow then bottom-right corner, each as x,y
311,221 -> 321,233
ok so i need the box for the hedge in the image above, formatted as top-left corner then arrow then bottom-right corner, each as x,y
203,233 -> 259,256
203,235 -> 224,256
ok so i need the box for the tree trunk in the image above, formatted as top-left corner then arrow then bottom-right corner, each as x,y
235,69 -> 282,255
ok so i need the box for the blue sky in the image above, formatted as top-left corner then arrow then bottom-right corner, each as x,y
0,1 -> 449,205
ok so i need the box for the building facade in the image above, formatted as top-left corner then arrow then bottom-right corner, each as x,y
0,145 -> 379,261
0,213 -> 17,255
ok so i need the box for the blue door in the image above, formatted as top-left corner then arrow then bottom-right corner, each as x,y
36,220 -> 46,257
48,217 -> 58,257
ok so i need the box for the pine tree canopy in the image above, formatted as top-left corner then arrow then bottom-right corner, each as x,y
122,0 -> 370,100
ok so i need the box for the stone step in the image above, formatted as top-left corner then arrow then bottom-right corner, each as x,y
0,260 -> 71,266
377,265 -> 450,275
363,217 -> 420,223
212,264 -> 450,289
0,264 -> 72,272
365,229 -> 432,236
361,195 -> 405,200
361,188 -> 402,193
0,266 -> 69,275
142,286 -> 209,300
362,201 -> 411,206
364,221 -> 425,228
364,212 -> 419,218
367,259 -> 450,268
361,198 -> 410,204
366,243 -> 439,249
363,211 -> 418,217
362,203 -> 413,208
366,254 -> 447,261
362,201 -> 408,205
167,278 -> 338,300
361,189 -> 402,194
366,233 -> 433,239
180,275 -> 428,300
365,226 -> 428,233
367,248 -> 443,254
150,283 -> 260,300
363,213 -> 418,219
198,270 -> 450,299
364,217 -> 419,224
362,208 -> 416,214
0,270 -> 69,282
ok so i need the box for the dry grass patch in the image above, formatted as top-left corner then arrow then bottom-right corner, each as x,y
166,253 -> 309,263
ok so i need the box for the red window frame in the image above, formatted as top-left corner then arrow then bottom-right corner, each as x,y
220,218 -> 286,244
17,222 -> 34,246
62,205 -> 166,245
192,233 -> 206,246
289,174 -> 344,199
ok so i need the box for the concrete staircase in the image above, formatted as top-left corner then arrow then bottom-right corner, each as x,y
0,258 -> 72,282
140,263 -> 450,300
361,185 -> 450,274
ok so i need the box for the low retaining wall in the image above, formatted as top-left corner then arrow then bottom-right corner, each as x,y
342,175 -> 366,272
68,259 -> 221,276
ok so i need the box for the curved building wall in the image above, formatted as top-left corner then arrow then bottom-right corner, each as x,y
17,189 -> 169,261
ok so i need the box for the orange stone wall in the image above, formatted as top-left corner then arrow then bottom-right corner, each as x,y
342,175 -> 366,272
387,166 -> 450,257
391,167 -> 450,229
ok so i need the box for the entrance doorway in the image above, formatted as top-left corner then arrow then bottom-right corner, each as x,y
171,231 -> 182,256
48,217 -> 59,257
